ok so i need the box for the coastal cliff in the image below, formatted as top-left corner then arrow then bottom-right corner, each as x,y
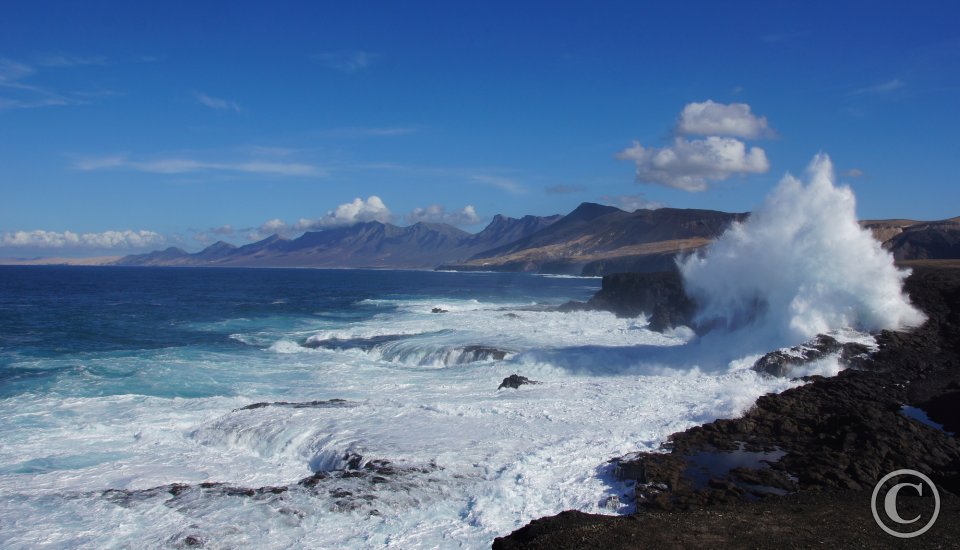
560,270 -> 696,332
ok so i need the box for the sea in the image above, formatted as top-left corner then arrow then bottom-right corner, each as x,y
0,265 -> 837,548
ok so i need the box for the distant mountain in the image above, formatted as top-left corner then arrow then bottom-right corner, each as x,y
115,214 -> 562,269
883,217 -> 960,260
116,206 -> 960,274
443,203 -> 748,275
461,214 -> 563,250
118,246 -> 192,266
859,219 -> 926,244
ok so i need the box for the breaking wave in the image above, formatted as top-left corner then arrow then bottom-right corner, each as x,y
680,153 -> 925,351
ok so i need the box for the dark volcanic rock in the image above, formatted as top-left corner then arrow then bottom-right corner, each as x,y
498,374 -> 539,390
431,307 -> 448,313
496,266 -> 960,547
461,345 -> 511,361
563,269 -> 697,332
237,398 -> 353,411
751,334 -> 872,377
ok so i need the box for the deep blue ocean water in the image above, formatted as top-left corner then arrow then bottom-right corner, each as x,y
0,266 -> 798,548
0,266 -> 598,399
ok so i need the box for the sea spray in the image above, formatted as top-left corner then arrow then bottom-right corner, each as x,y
680,153 -> 925,349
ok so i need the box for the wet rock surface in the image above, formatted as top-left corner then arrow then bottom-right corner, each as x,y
461,345 -> 512,361
498,374 -> 540,390
751,334 -> 872,377
495,266 -> 960,548
99,450 -> 444,543
237,398 -> 354,411
560,269 -> 696,332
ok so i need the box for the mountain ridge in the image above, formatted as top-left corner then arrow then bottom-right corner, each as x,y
115,214 -> 562,269
114,205 -> 960,275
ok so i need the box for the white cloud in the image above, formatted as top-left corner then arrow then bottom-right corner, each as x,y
472,175 -> 527,195
74,155 -> 324,177
314,51 -> 375,72
294,196 -> 393,231
842,168 -> 864,178
850,79 -> 904,95
193,92 -> 241,113
211,224 -> 235,235
259,219 -> 288,234
617,137 -> 770,192
406,204 -> 481,226
248,197 -> 395,241
0,58 -> 35,84
677,100 -> 772,139
1,229 -> 164,249
194,91 -> 241,112
600,194 -> 665,212
0,57 -> 111,110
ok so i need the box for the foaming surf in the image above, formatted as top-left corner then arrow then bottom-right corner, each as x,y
681,154 -> 924,355
0,154 -> 927,549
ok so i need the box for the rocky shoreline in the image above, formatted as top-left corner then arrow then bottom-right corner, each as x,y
495,265 -> 960,548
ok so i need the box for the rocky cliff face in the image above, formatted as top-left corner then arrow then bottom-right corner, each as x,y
560,269 -> 696,332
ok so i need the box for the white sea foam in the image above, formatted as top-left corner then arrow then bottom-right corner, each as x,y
0,294 -> 802,548
681,153 -> 924,352
0,154 -> 921,548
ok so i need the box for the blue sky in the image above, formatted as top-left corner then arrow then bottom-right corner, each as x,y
2,1 -> 959,256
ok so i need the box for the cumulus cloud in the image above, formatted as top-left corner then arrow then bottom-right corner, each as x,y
677,100 -> 772,139
293,196 -> 393,231
617,137 -> 770,192
1,229 -> 164,249
600,194 -> 665,212
406,205 -> 481,226
194,91 -> 241,112
259,218 -> 288,234
210,225 -> 235,235
74,155 -> 324,177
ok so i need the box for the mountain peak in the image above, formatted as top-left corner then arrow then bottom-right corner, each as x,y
206,240 -> 236,250
565,202 -> 623,221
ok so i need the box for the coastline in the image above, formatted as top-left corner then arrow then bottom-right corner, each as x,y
494,264 -> 960,548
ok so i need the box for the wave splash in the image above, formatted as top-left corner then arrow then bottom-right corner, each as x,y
680,153 -> 925,349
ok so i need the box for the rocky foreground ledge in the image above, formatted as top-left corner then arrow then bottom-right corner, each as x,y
495,265 -> 960,548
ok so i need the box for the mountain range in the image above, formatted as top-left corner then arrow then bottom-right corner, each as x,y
115,203 -> 960,275
116,213 -> 562,269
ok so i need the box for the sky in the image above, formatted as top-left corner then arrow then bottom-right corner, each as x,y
2,0 -> 959,257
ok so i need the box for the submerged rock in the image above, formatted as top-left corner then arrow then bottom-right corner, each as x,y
431,307 -> 448,313
498,374 -> 539,390
237,398 -> 353,411
461,345 -> 511,361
